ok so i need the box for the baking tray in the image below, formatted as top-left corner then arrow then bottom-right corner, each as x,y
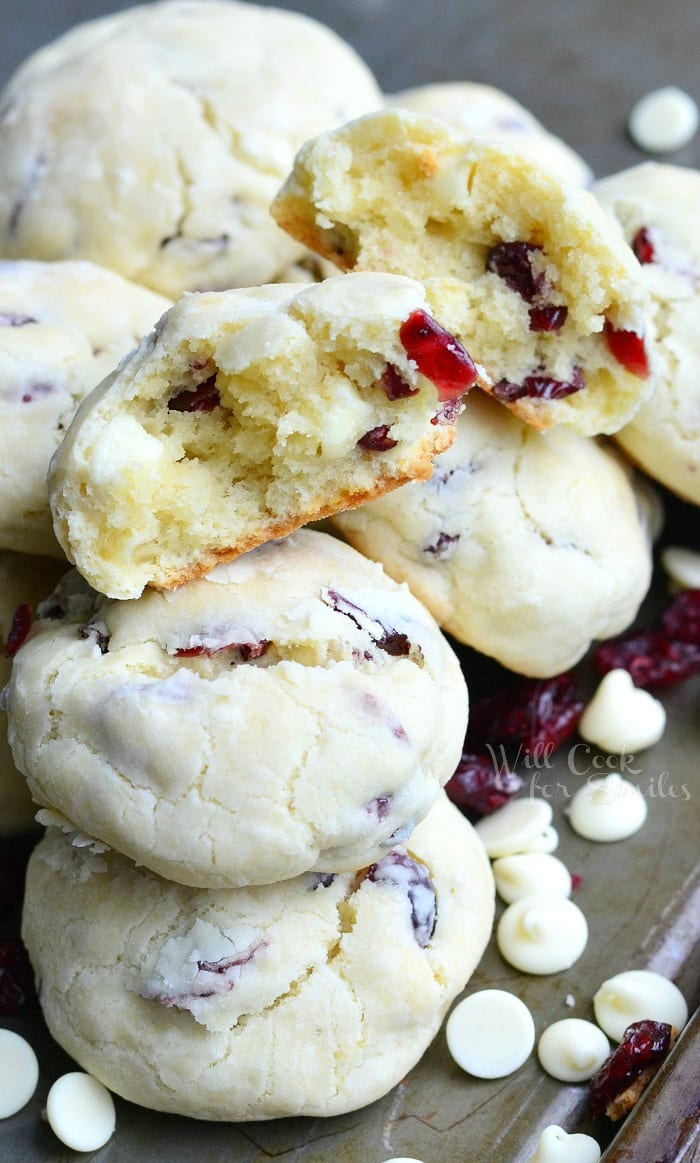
1,1 -> 699,1160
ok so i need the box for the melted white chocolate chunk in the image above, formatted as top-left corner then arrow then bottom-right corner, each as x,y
537,1018 -> 610,1082
578,669 -> 666,754
593,970 -> 688,1042
568,773 -> 647,842
446,989 -> 535,1078
497,895 -> 588,974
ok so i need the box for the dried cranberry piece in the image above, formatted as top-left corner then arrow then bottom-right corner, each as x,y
175,639 -> 270,661
4,603 -> 32,658
659,589 -> 700,645
357,424 -> 397,451
367,795 -> 391,821
324,590 -> 412,658
469,672 -> 584,757
366,851 -> 437,947
168,374 -> 220,413
493,366 -> 584,403
375,629 -> 411,657
631,227 -> 656,265
590,1020 -> 672,1119
604,320 -> 650,378
593,630 -> 700,688
381,364 -> 418,400
571,873 -> 583,891
445,752 -> 522,823
399,309 -> 478,402
487,242 -> 544,302
528,305 -> 568,332
0,940 -> 36,1015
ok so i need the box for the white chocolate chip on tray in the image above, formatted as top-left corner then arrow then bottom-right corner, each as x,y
475,798 -> 553,858
527,1124 -> 601,1163
537,1018 -> 611,1082
497,895 -> 588,974
628,86 -> 699,152
568,773 -> 648,842
593,970 -> 688,1042
0,1030 -> 39,1119
446,989 -> 535,1078
492,852 -> 572,903
578,670 -> 666,754
45,1073 -> 116,1153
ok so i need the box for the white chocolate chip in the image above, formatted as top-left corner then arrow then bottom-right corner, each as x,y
497,894 -> 588,974
578,669 -> 666,754
474,798 -> 553,858
46,1073 -> 116,1153
527,1124 -> 601,1163
661,545 -> 700,590
568,773 -> 647,842
593,970 -> 688,1042
537,1019 -> 611,1082
446,989 -> 535,1078
629,86 -> 699,153
492,853 -> 572,904
0,1030 -> 39,1119
381,1159 -> 425,1163
520,824 -> 560,854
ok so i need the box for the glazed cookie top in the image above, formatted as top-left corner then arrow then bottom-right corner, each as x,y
332,392 -> 653,677
385,82 -> 592,186
0,0 -> 381,297
48,273 -> 480,599
272,109 -> 653,436
594,163 -> 700,505
0,260 -> 170,557
22,792 -> 494,1120
0,550 -> 65,834
7,531 -> 468,887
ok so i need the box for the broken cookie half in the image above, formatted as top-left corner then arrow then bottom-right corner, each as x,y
48,272 -> 480,600
271,109 -> 654,436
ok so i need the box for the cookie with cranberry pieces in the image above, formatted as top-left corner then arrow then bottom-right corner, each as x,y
22,791 -> 494,1119
48,273 -> 480,599
0,260 -> 170,557
6,531 -> 468,887
594,163 -> 700,506
272,109 -> 653,436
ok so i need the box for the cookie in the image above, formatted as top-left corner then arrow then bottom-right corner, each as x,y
48,273 -> 480,600
0,0 -> 381,298
271,109 -> 653,436
22,792 -> 494,1120
0,550 -> 65,834
386,82 -> 592,186
332,392 -> 653,677
0,260 -> 170,557
7,531 -> 468,887
594,164 -> 700,505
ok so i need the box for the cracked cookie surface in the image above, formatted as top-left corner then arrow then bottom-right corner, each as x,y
332,392 -> 654,677
48,274 -> 478,599
6,531 -> 468,887
0,260 -> 169,556
22,792 -> 494,1120
0,0 -> 381,297
272,109 -> 653,436
594,163 -> 700,505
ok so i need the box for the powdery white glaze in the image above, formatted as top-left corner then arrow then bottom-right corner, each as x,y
578,670 -> 666,754
537,1019 -> 611,1082
0,1030 -> 39,1118
497,895 -> 588,974
492,853 -> 572,904
527,1125 -> 601,1163
567,773 -> 648,842
446,989 -> 535,1079
46,1073 -> 116,1152
593,970 -> 688,1042
628,87 -> 699,153
475,798 -> 553,858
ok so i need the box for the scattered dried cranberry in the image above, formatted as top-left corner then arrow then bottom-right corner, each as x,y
381,364 -> 418,400
590,1020 -> 672,1119
168,374 -> 220,413
604,320 -> 650,378
4,603 -> 32,658
357,424 -> 397,451
175,639 -> 270,661
631,227 -> 656,265
571,873 -> 583,891
0,940 -> 36,1015
660,589 -> 700,645
445,752 -> 522,823
469,672 -> 584,757
487,242 -> 544,302
528,305 -> 568,332
594,630 -> 700,688
366,851 -> 437,947
492,366 -> 584,402
399,309 -> 478,402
